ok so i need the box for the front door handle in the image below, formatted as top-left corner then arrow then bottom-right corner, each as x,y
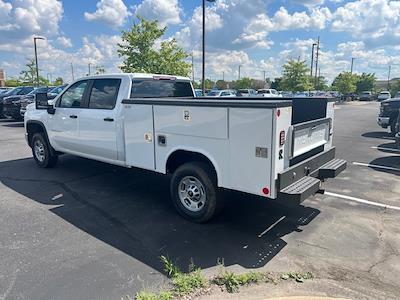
69,115 -> 77,119
104,117 -> 114,122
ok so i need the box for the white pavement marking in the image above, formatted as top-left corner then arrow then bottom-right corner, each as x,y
325,191 -> 400,212
353,162 -> 400,172
258,216 -> 286,238
371,146 -> 400,153
51,194 -> 63,201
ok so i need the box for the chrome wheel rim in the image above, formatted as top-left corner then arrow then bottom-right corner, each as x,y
178,176 -> 206,212
34,140 -> 45,162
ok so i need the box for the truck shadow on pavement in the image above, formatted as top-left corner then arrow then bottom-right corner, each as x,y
0,155 -> 320,273
369,156 -> 400,176
362,131 -> 394,139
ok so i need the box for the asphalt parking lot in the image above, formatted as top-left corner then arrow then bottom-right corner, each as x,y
0,101 -> 399,300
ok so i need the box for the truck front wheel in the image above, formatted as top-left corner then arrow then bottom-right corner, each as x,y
32,133 -> 58,168
170,162 -> 223,223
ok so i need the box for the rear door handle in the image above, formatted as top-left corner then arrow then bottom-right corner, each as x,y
103,117 -> 114,122
69,115 -> 77,119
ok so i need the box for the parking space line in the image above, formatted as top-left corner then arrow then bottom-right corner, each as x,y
371,146 -> 400,153
353,162 -> 400,172
258,216 -> 286,238
325,191 -> 400,211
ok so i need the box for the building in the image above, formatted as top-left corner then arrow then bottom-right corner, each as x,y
0,69 -> 5,87
375,78 -> 400,90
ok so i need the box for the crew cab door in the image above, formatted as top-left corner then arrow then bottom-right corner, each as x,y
78,79 -> 120,160
48,80 -> 89,152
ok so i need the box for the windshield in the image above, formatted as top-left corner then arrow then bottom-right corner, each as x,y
380,92 -> 390,95
4,87 -> 23,96
27,87 -> 49,95
207,91 -> 220,96
362,92 -> 371,95
238,90 -> 249,94
130,79 -> 193,98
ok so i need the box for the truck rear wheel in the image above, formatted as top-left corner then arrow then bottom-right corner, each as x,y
170,162 -> 223,223
32,133 -> 58,168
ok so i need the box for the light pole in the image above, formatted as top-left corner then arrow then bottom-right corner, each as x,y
310,43 -> 316,77
238,65 -> 242,80
350,57 -> 356,74
387,65 -> 391,90
33,36 -> 45,86
202,0 -> 216,95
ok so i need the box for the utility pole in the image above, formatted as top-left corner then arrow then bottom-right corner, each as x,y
33,36 -> 45,86
222,71 -> 225,81
314,36 -> 320,87
387,65 -> 391,90
263,70 -> 266,83
238,65 -> 241,80
191,52 -> 195,82
201,0 -> 216,95
88,63 -> 91,76
310,43 -> 316,77
70,62 -> 75,81
350,57 -> 355,74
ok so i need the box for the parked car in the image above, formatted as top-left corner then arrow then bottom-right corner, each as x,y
20,85 -> 67,117
0,86 -> 35,118
207,90 -> 236,97
3,87 -> 50,120
236,89 -> 256,97
294,92 -> 310,98
25,73 -> 345,222
377,91 -> 391,102
377,98 -> 400,134
395,111 -> 400,149
395,91 -> 400,98
257,89 -> 282,98
194,89 -> 203,97
359,91 -> 373,101
0,87 -> 13,95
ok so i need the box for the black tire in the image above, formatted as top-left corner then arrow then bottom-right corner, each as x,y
31,133 -> 58,168
170,162 -> 223,223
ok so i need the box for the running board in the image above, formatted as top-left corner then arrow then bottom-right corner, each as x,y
278,176 -> 321,203
318,158 -> 347,179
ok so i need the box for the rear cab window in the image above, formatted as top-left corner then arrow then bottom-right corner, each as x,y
88,79 -> 121,109
130,79 -> 193,98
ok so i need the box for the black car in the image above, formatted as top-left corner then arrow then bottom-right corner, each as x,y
395,111 -> 400,149
3,87 -> 49,120
377,98 -> 400,134
0,86 -> 34,118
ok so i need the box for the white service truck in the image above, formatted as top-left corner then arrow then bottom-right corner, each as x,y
24,73 -> 346,222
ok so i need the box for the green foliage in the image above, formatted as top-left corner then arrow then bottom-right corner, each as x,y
118,17 -> 190,76
332,72 -> 358,94
95,65 -> 106,74
216,80 -> 228,90
314,75 -> 329,91
356,73 -> 376,93
204,79 -> 215,89
53,77 -> 64,85
133,291 -> 173,300
213,271 -> 268,293
160,256 -> 181,278
19,58 -> 48,86
172,270 -> 207,296
234,77 -> 253,89
270,77 -> 282,90
390,80 -> 400,97
5,78 -> 23,87
281,271 -> 314,283
280,60 -> 312,92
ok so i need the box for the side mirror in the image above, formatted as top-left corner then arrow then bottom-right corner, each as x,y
35,93 -> 55,114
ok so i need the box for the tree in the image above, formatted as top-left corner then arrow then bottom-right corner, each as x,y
270,77 -> 282,90
233,77 -> 252,89
390,80 -> 400,97
5,78 -> 23,87
53,77 -> 64,85
118,17 -> 190,76
204,79 -> 215,89
332,72 -> 358,94
215,80 -> 228,90
280,60 -> 312,92
356,73 -> 375,93
314,75 -> 329,91
95,65 -> 106,74
19,58 -> 48,86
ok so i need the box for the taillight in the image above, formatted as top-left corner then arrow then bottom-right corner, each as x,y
279,130 -> 285,146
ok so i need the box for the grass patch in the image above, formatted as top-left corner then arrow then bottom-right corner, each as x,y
134,291 -> 173,300
281,271 -> 314,283
213,270 -> 270,293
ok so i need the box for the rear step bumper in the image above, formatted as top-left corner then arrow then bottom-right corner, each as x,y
277,147 -> 346,203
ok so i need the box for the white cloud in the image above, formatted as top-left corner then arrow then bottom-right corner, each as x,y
56,36 -> 72,48
291,0 -> 325,7
331,0 -> 400,46
85,0 -> 129,27
0,0 -> 63,44
134,0 -> 182,26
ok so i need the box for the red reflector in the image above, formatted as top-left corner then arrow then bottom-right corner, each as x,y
279,130 -> 285,146
262,187 -> 270,195
277,109 -> 281,117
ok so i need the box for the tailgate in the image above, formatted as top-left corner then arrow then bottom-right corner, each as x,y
289,118 -> 331,159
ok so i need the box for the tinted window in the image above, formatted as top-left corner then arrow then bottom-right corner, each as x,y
130,80 -> 193,98
20,87 -> 34,94
88,79 -> 121,109
59,81 -> 88,108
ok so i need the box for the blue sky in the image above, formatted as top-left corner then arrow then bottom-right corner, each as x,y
1,0 -> 400,83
